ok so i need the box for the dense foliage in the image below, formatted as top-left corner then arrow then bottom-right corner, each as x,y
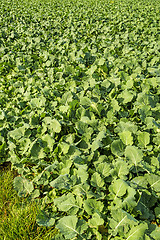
0,0 -> 160,239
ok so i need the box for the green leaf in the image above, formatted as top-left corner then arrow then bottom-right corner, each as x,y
146,174 -> 160,192
155,207 -> 160,218
0,110 -> 5,120
30,142 -> 45,159
111,140 -> 125,157
109,209 -> 137,236
91,139 -> 102,151
150,226 -> 160,240
119,131 -> 133,145
9,126 -> 27,140
91,172 -> 105,188
76,121 -> 88,135
125,223 -> 148,240
109,179 -> 128,199
30,97 -> 46,108
43,117 -> 61,133
50,174 -> 71,190
83,199 -> 104,215
88,213 -> 104,227
42,134 -> 55,151
122,186 -> 137,211
97,58 -> 105,66
50,119 -> 61,133
114,160 -> 129,179
111,99 -> 120,112
118,90 -> 134,104
135,190 -> 156,220
96,162 -> 111,177
131,176 -> 148,189
72,183 -> 90,196
76,166 -> 89,183
54,193 -> 82,215
36,211 -> 55,227
125,146 -> 143,166
153,120 -> 160,129
137,131 -> 150,148
115,121 -> 138,134
80,97 -> 92,106
13,176 -> 34,197
86,65 -> 97,75
54,193 -> 75,211
56,216 -> 88,239
60,142 -> 70,154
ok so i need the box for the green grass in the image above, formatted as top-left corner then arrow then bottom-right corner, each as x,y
0,165 -> 57,240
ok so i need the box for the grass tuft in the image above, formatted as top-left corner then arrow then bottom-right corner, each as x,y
0,166 -> 56,240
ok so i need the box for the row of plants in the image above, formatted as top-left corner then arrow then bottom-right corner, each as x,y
0,0 -> 160,239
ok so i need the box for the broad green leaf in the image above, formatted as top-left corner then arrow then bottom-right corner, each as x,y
111,99 -> 120,112
125,223 -> 148,240
50,174 -> 71,190
86,65 -> 97,75
150,226 -> 160,240
83,199 -> 104,215
114,160 -> 129,179
109,76 -> 120,87
75,121 -> 88,134
30,142 -> 45,159
30,97 -> 46,108
36,211 -> 55,227
61,91 -> 73,104
0,110 -> 5,120
56,216 -> 87,239
60,142 -> 70,154
50,119 -> 61,133
155,207 -> 160,218
131,176 -> 148,189
19,138 -> 31,155
30,189 -> 40,199
91,172 -> 105,188
125,146 -> 143,166
13,176 -> 34,197
91,139 -> 102,151
109,179 -> 128,199
96,162 -> 111,177
122,186 -> 137,211
80,97 -> 91,106
153,120 -> 160,129
146,174 -> 160,192
54,193 -> 81,213
9,126 -> 27,140
115,121 -> 138,134
72,183 -> 90,196
59,105 -> 69,113
137,131 -> 150,148
118,90 -> 134,104
119,131 -> 133,145
111,140 -> 125,157
135,191 -> 155,220
43,117 -> 61,133
42,134 -> 55,151
76,166 -> 89,183
109,209 -> 137,236
44,161 -> 59,172
88,213 -> 104,227
97,58 -> 105,66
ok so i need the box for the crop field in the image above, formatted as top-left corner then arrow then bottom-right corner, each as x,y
0,0 -> 160,239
